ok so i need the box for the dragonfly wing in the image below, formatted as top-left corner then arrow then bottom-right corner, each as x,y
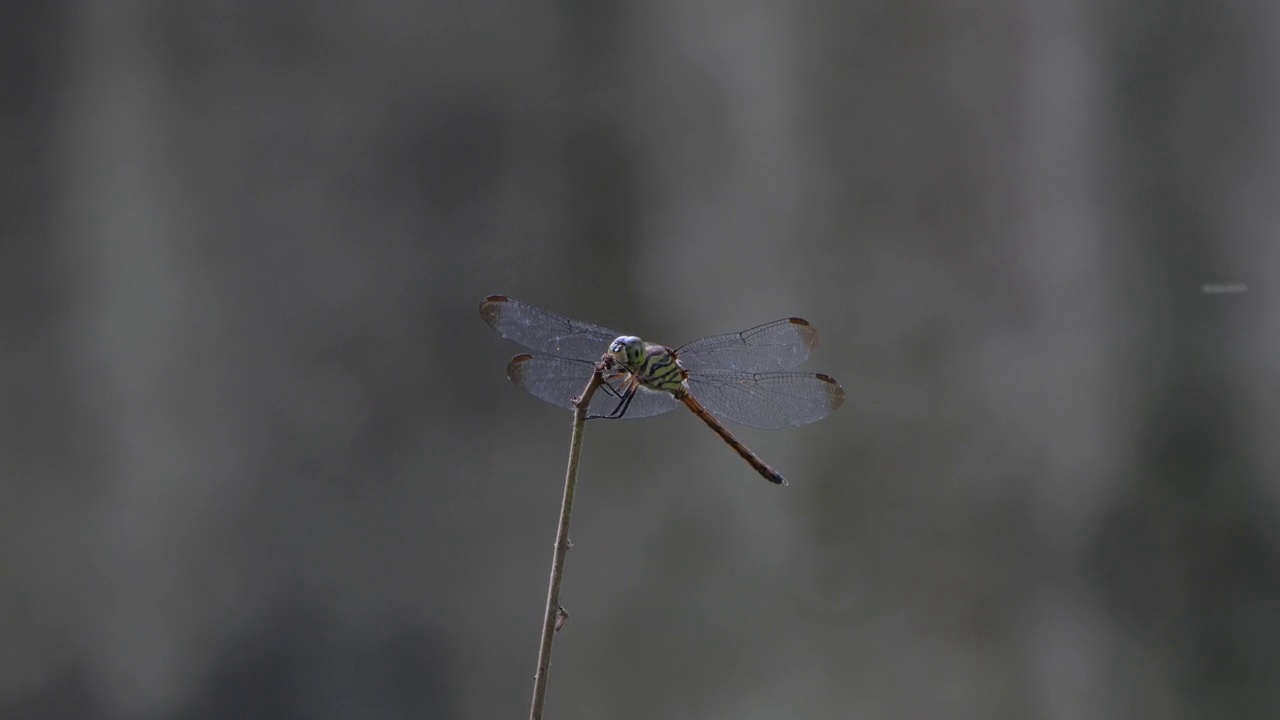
685,370 -> 844,429
481,295 -> 622,362
676,318 -> 819,372
507,354 -> 681,419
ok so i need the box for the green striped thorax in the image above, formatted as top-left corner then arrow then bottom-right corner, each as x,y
608,336 -> 687,394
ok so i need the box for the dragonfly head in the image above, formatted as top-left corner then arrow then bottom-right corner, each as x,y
608,336 -> 646,370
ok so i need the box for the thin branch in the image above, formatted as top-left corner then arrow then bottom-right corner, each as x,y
529,357 -> 610,720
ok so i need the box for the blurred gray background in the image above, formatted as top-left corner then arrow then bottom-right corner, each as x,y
2,1 -> 1277,718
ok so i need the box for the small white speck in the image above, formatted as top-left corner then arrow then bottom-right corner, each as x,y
1201,283 -> 1248,294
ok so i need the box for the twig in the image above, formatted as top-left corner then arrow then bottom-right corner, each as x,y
529,358 -> 609,720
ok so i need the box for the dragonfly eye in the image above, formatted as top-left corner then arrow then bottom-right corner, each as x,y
608,336 -> 644,367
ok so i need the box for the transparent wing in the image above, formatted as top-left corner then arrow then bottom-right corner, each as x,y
676,318 -> 819,372
685,369 -> 844,429
507,354 -> 681,420
480,295 -> 621,362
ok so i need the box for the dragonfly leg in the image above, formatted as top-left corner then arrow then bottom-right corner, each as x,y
614,384 -> 638,418
592,387 -> 631,420
589,376 -> 638,420
584,373 -> 626,416
599,376 -> 624,399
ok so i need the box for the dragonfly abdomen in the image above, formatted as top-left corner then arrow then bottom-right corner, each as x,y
679,395 -> 788,485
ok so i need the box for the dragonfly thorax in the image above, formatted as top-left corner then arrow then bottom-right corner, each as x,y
608,335 -> 687,395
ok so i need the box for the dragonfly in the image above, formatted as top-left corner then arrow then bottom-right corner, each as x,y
480,295 -> 844,485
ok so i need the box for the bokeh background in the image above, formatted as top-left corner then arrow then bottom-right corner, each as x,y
3,1 -> 1277,718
